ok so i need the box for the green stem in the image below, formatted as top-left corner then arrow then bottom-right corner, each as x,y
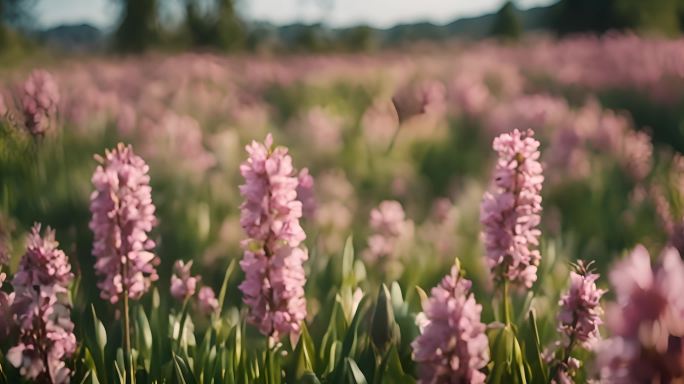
502,280 -> 511,325
122,291 -> 133,384
176,299 -> 190,351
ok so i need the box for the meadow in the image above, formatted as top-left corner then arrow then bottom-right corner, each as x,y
0,34 -> 683,383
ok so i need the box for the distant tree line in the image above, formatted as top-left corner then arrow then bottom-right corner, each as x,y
4,0 -> 684,54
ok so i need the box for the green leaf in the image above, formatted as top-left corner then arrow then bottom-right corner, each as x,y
135,306 -> 153,372
370,285 -> 397,353
376,346 -> 415,384
299,372 -> 321,384
342,235 -> 354,282
217,259 -> 237,318
414,286 -> 428,309
526,310 -> 548,384
344,358 -> 368,384
292,325 -> 316,380
172,352 -> 198,384
487,325 -> 515,384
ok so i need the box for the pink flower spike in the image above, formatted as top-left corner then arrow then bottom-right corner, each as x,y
21,70 -> 60,136
480,128 -> 544,289
238,134 -> 308,342
412,265 -> 489,383
8,224 -> 75,384
89,143 -> 158,304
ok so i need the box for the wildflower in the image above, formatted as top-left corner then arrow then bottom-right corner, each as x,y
89,143 -> 158,304
392,80 -> 446,123
0,272 -> 13,339
597,245 -> 684,382
21,70 -> 60,136
7,224 -> 76,384
557,262 -> 605,349
412,265 -> 489,383
480,129 -> 543,289
364,200 -> 413,263
170,260 -> 198,302
238,134 -> 308,341
549,261 -> 605,383
197,286 -> 219,315
296,168 -> 316,219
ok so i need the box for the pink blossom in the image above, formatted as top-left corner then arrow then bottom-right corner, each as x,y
392,80 -> 446,122
21,70 -> 60,136
238,134 -> 308,341
480,129 -> 543,289
89,143 -> 158,304
170,260 -> 198,302
7,224 -> 76,384
296,168 -> 316,219
412,265 -> 489,383
197,286 -> 219,315
557,267 -> 605,349
364,200 -> 413,263
0,272 -> 13,339
597,245 -> 684,382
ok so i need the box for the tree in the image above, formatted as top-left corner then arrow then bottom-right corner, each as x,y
0,0 -> 35,50
185,0 -> 244,51
491,1 -> 522,40
114,0 -> 159,53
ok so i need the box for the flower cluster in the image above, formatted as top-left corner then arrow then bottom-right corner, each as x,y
296,168 -> 316,219
480,129 -> 544,289
171,260 -> 198,302
238,134 -> 308,341
169,259 -> 219,315
89,143 -> 158,304
412,265 -> 489,383
548,261 -> 605,383
197,286 -> 219,315
597,245 -> 684,382
0,272 -> 12,340
7,224 -> 76,384
557,263 -> 605,349
364,200 -> 413,263
21,70 -> 60,136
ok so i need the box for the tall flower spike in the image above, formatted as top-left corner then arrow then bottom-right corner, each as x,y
89,143 -> 158,304
481,128 -> 544,289
21,70 -> 60,136
558,261 -> 605,349
238,134 -> 308,342
7,224 -> 76,384
412,264 -> 490,384
549,261 -> 605,383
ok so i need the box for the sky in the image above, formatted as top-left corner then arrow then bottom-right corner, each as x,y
34,0 -> 555,30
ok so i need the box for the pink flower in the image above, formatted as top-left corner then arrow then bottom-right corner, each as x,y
21,70 -> 60,136
197,286 -> 219,315
597,245 -> 684,382
7,224 -> 76,384
89,143 -> 158,304
170,260 -> 198,302
392,80 -> 446,122
557,266 -> 605,349
296,168 -> 316,219
364,200 -> 413,263
238,134 -> 308,341
0,272 -> 13,339
480,129 -> 544,289
412,265 -> 489,383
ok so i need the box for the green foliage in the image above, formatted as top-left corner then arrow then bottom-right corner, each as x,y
115,0 -> 159,53
491,1 -> 523,40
